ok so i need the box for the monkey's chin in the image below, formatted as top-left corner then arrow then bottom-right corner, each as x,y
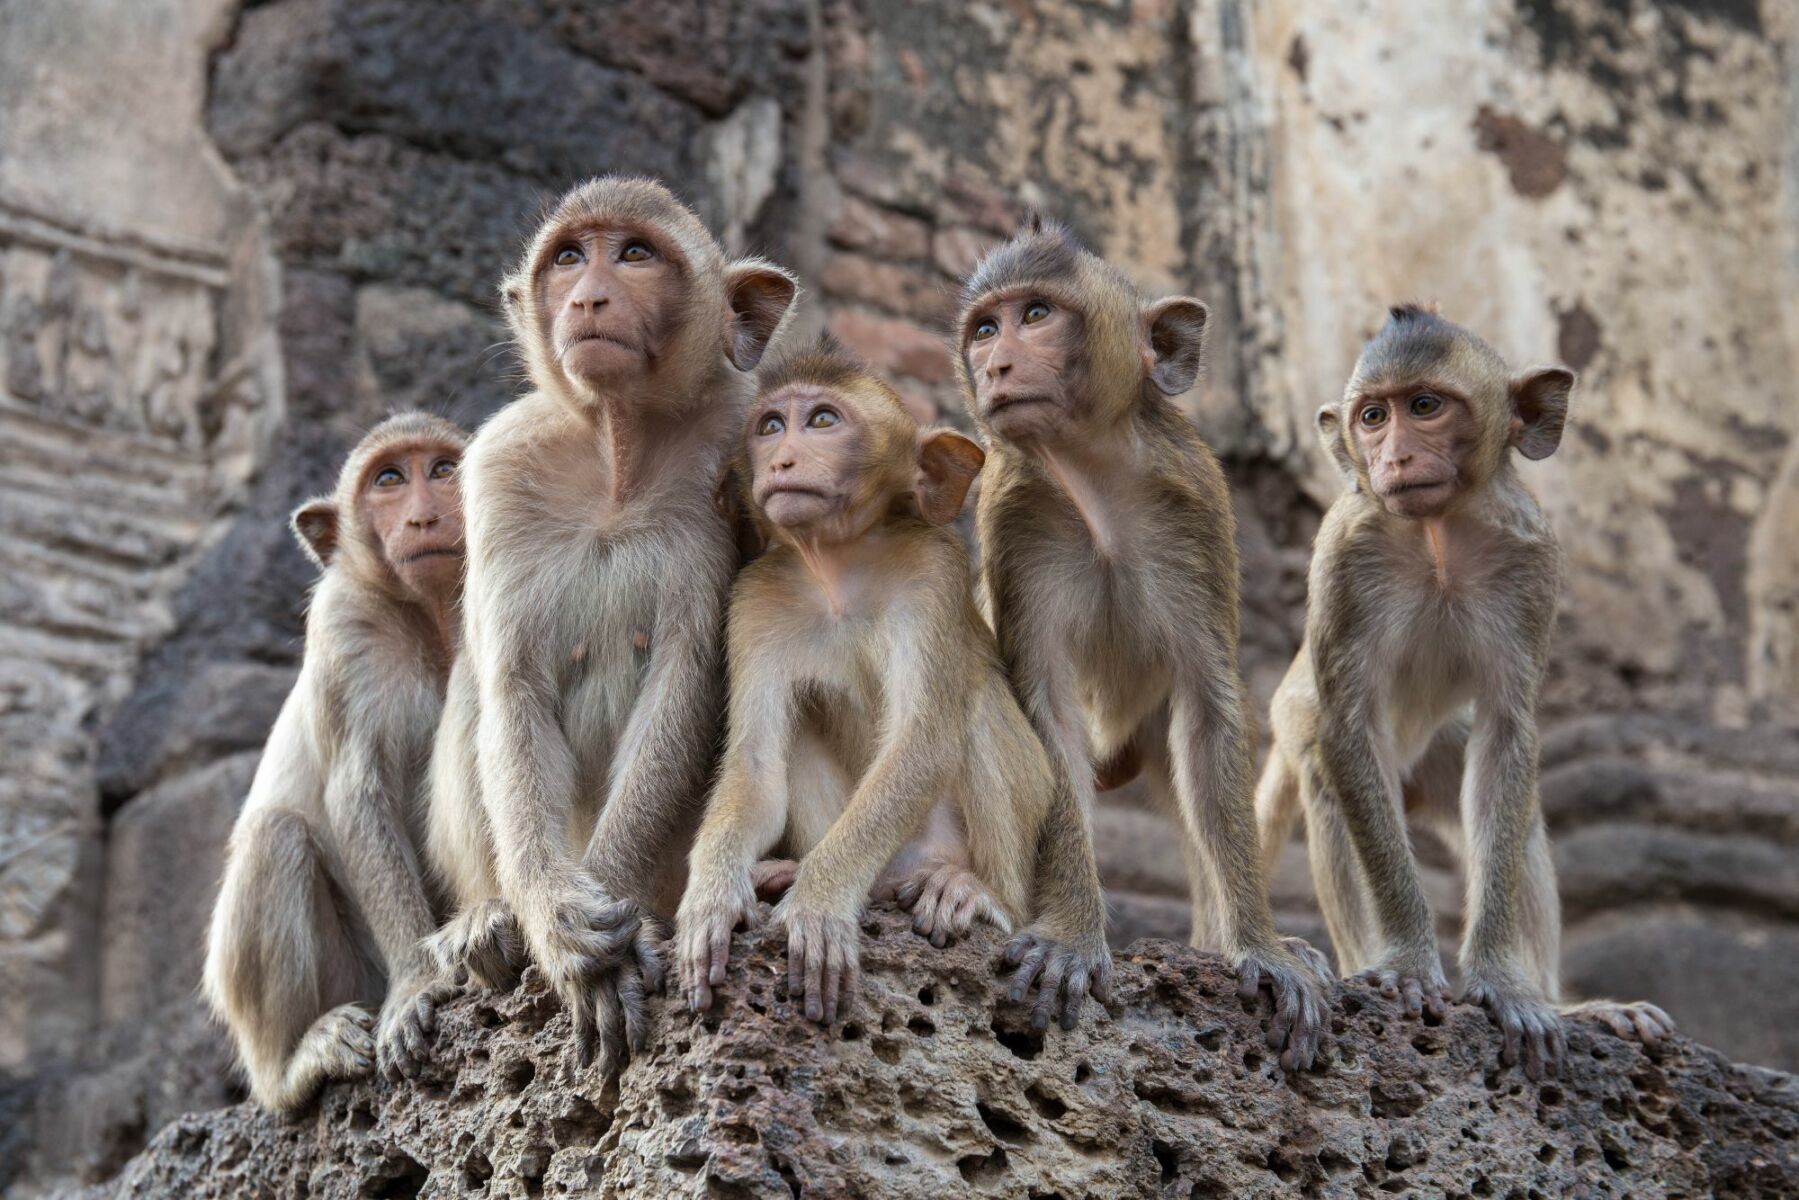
1379,482 -> 1457,519
395,550 -> 464,597
561,337 -> 644,387
759,489 -> 836,530
983,396 -> 1059,442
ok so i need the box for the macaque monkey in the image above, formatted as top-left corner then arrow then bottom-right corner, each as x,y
674,341 -> 1052,1025
956,220 -> 1329,1065
203,412 -> 469,1113
425,177 -> 798,1075
1255,306 -> 1674,1080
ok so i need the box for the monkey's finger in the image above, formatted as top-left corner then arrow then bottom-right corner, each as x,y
708,918 -> 734,988
822,942 -> 845,1026
1499,1014 -> 1523,1069
1060,966 -> 1090,1031
569,989 -> 599,1069
803,931 -> 828,1023
786,924 -> 807,1000
894,876 -> 925,909
1003,932 -> 1040,967
1090,957 -> 1114,1005
618,967 -> 651,1054
1522,1023 -> 1548,1081
1424,986 -> 1449,1023
1399,979 -> 1425,1020
635,925 -> 667,995
593,979 -> 628,1079
1267,985 -> 1300,1052
1006,943 -> 1051,1005
1236,960 -> 1264,1005
1031,955 -> 1070,1032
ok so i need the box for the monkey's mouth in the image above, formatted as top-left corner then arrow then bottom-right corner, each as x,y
759,485 -> 830,506
1381,478 -> 1453,496
401,548 -> 465,564
562,331 -> 639,355
986,393 -> 1056,417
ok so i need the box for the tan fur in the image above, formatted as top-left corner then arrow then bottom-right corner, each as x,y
1256,306 -> 1668,1079
957,221 -> 1329,1058
203,412 -> 468,1113
675,345 -> 1052,1022
425,177 -> 797,1074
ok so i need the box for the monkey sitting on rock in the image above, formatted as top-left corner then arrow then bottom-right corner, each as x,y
674,339 -> 1054,1026
204,412 -> 470,1113
1256,306 -> 1675,1079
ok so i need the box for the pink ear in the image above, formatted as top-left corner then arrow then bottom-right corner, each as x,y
724,261 -> 799,371
914,430 -> 986,525
290,498 -> 339,568
1510,367 -> 1573,461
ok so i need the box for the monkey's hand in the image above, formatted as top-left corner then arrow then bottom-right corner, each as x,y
750,858 -> 799,901
1003,926 -> 1113,1032
893,861 -> 1012,948
375,972 -> 460,1083
674,875 -> 761,1014
1461,968 -> 1565,1080
1236,941 -> 1332,1073
527,878 -> 666,1079
423,897 -> 526,992
1564,999 -> 1676,1047
1355,951 -> 1452,1022
770,895 -> 861,1025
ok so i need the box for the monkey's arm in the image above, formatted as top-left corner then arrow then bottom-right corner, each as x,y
583,567 -> 728,909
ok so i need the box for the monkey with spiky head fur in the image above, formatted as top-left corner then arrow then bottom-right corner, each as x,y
955,219 -> 1331,1062
204,412 -> 469,1113
424,177 -> 797,1076
675,339 -> 1053,1024
1256,306 -> 1675,1080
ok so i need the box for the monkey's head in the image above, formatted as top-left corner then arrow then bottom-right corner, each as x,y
747,338 -> 985,546
955,217 -> 1209,446
1320,305 -> 1574,520
500,176 -> 797,420
291,412 -> 470,604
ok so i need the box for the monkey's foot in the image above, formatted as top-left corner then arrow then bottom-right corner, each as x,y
1355,955 -> 1451,1022
527,881 -> 665,1078
894,861 -> 1012,948
283,1003 -> 376,1103
1564,999 -> 1676,1046
376,974 -> 461,1082
770,899 -> 861,1026
1003,926 -> 1114,1033
1462,973 -> 1564,1080
749,858 -> 799,901
1236,942 -> 1331,1073
1280,935 -> 1334,979
425,897 -> 525,992
674,881 -> 761,1014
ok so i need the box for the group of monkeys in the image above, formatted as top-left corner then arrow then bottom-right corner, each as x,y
202,175 -> 1676,1117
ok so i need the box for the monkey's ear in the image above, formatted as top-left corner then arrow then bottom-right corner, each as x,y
1510,368 -> 1573,461
724,261 -> 799,371
1143,296 -> 1209,396
290,498 -> 339,569
1315,406 -> 1359,483
914,430 -> 986,525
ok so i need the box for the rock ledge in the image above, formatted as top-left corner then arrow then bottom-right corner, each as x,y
102,910 -> 1798,1198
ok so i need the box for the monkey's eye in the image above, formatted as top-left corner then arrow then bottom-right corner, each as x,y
619,240 -> 654,263
1358,404 -> 1388,427
972,317 -> 999,341
373,466 -> 405,487
429,458 -> 457,480
1409,393 -> 1443,418
756,413 -> 785,436
553,245 -> 584,268
806,407 -> 841,429
1022,301 -> 1051,324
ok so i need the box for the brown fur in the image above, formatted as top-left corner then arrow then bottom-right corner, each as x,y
203,412 -> 469,1112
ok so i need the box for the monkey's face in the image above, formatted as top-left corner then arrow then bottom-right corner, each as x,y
540,223 -> 683,394
963,291 -> 1084,441
749,384 -> 896,542
361,441 -> 466,599
1349,388 -> 1480,519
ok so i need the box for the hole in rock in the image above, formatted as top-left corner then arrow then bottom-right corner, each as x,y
976,1101 -> 1033,1145
956,1146 -> 1008,1186
363,1152 -> 428,1199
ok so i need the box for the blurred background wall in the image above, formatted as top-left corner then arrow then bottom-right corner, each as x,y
0,0 -> 1794,1192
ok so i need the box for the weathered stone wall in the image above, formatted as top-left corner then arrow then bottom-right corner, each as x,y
1,1 -> 1793,1195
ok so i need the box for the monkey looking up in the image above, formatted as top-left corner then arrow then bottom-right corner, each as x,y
1255,305 -> 1674,1080
203,412 -> 469,1113
425,177 -> 797,1076
955,220 -> 1330,1064
674,341 -> 1054,1025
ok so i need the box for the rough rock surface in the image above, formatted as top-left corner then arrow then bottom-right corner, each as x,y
2,0 -> 1797,1194
97,911 -> 1799,1199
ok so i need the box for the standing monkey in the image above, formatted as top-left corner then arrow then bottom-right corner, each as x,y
425,177 -> 797,1074
674,341 -> 1052,1024
203,412 -> 469,1112
1256,306 -> 1674,1079
956,220 -> 1329,1064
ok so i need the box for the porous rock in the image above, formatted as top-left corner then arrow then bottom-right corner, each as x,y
102,910 -> 1798,1199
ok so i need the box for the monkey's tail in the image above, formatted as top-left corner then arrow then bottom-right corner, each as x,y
1253,751 -> 1302,879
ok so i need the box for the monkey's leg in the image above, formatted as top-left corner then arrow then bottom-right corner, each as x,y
1457,705 -> 1565,1079
426,663 -> 500,909
1166,668 -> 1329,1071
206,808 -> 375,1114
1254,749 -> 1303,882
1298,767 -> 1375,976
